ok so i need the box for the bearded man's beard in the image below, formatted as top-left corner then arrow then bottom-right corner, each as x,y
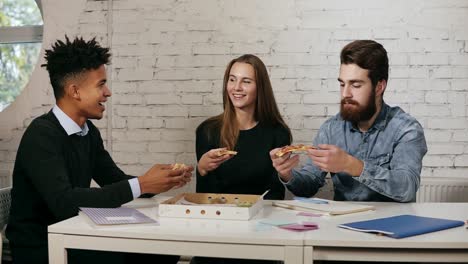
340,89 -> 377,124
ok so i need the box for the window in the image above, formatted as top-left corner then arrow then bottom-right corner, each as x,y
0,0 -> 43,111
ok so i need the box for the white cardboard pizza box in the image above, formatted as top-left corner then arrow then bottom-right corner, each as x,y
158,193 -> 264,220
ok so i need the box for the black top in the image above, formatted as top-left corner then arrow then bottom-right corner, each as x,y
195,120 -> 290,200
6,111 -> 134,248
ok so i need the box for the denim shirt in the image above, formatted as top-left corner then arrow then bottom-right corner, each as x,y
285,102 -> 427,202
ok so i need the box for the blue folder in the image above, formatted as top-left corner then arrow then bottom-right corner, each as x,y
338,214 -> 465,239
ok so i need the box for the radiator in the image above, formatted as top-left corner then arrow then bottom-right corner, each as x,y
0,170 -> 11,189
417,177 -> 468,203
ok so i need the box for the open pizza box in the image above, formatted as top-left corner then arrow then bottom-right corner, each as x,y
158,193 -> 264,220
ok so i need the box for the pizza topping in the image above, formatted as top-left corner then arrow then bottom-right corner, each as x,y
216,149 -> 238,156
275,144 -> 316,157
172,163 -> 187,170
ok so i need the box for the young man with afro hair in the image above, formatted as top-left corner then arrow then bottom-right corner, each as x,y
6,36 -> 192,264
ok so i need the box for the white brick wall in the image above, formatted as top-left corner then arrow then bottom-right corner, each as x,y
0,0 -> 467,192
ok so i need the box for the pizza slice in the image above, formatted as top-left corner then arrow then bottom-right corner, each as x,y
275,144 -> 317,157
172,163 -> 187,170
216,149 -> 238,156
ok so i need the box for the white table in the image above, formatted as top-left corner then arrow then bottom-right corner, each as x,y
48,198 -> 304,264
48,200 -> 468,263
302,202 -> 468,263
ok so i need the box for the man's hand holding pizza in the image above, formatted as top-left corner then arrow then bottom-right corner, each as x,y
139,164 -> 194,194
269,145 -> 306,182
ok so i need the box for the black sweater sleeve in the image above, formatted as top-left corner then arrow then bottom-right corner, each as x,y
265,126 -> 291,200
91,123 -> 134,185
195,121 -> 218,193
20,119 -> 133,221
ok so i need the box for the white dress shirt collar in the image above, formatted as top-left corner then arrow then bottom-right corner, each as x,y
52,105 -> 89,136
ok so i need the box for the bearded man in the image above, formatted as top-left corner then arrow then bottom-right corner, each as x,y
270,40 -> 427,202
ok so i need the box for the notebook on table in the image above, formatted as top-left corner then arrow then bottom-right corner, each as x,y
80,207 -> 157,225
338,214 -> 465,238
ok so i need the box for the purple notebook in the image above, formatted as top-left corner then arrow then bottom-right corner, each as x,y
80,207 -> 158,225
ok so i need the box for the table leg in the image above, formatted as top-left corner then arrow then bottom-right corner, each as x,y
48,233 -> 67,264
284,245 -> 303,264
304,246 -> 313,264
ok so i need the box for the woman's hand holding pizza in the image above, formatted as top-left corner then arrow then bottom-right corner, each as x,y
197,148 -> 237,176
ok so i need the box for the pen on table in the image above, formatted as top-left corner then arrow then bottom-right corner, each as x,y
272,201 -> 296,210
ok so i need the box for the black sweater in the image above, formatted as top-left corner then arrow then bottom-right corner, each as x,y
195,121 -> 290,200
6,111 -> 134,248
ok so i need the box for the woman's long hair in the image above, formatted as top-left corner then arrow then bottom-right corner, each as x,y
206,54 -> 292,150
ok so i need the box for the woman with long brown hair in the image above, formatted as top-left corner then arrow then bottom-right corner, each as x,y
193,54 -> 291,263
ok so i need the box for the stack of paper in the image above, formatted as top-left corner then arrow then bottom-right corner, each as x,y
273,199 -> 374,215
80,207 -> 157,225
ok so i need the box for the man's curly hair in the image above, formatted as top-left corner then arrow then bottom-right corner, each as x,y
41,36 -> 111,99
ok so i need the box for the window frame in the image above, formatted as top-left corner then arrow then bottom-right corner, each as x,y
0,0 -> 44,111
0,0 -> 43,44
